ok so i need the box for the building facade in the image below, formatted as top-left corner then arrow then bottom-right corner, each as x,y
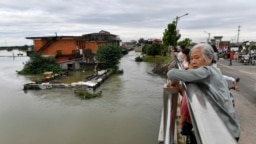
26,30 -> 121,70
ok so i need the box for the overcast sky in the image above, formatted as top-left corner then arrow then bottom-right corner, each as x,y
1,0 -> 256,46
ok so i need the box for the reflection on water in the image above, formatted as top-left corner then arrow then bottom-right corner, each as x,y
0,49 -> 27,57
0,51 -> 165,144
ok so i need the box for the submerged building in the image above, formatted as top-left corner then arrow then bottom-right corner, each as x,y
26,30 -> 121,70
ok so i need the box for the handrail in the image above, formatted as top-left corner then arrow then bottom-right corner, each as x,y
158,55 -> 237,144
159,83 -> 237,144
185,84 -> 237,144
162,87 -> 179,144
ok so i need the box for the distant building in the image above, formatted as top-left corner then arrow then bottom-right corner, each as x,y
146,38 -> 163,44
26,30 -> 121,70
122,40 -> 137,48
210,36 -> 230,52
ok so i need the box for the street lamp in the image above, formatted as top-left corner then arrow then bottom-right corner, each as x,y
204,31 -> 211,43
175,13 -> 189,28
174,13 -> 189,48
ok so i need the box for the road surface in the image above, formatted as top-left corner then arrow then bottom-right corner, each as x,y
218,59 -> 256,144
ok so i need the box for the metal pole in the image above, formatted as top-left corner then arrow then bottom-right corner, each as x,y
237,26 -> 241,45
174,13 -> 189,49
204,31 -> 211,43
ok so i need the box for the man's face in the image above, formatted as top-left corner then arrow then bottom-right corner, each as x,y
190,48 -> 207,69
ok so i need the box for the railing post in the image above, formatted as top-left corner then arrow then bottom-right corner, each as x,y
163,86 -> 179,144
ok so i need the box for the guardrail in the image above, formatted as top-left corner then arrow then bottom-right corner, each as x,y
158,83 -> 237,144
158,56 -> 237,144
185,83 -> 237,144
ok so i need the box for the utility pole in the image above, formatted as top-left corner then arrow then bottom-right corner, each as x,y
204,31 -> 211,43
237,26 -> 241,45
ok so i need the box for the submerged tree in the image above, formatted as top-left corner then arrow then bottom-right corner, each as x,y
96,44 -> 122,70
18,52 -> 61,75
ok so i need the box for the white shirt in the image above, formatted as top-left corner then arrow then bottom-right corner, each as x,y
223,75 -> 235,82
177,51 -> 183,62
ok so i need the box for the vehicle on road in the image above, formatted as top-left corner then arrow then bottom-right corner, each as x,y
238,54 -> 256,65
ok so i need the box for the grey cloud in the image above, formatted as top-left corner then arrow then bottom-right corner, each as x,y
1,0 -> 256,45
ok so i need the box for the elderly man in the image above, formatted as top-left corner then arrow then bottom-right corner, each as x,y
167,43 -> 240,141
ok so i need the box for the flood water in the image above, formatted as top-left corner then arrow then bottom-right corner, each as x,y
0,50 -> 166,144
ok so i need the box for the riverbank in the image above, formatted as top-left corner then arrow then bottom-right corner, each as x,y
152,62 -> 170,76
139,55 -> 171,76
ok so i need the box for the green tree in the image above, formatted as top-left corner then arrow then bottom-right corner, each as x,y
162,21 -> 180,47
161,45 -> 168,56
96,44 -> 122,70
18,52 -> 61,75
121,47 -> 129,55
251,45 -> 256,51
142,44 -> 164,56
147,43 -> 161,56
177,38 -> 192,48
142,44 -> 151,54
138,38 -> 145,45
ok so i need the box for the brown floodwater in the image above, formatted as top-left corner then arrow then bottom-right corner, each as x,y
0,50 -> 165,144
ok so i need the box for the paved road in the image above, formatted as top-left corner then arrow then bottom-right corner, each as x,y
217,59 -> 256,144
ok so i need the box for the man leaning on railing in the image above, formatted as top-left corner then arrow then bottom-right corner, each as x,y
167,43 -> 240,141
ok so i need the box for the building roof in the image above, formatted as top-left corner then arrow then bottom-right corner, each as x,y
26,36 -> 80,40
26,30 -> 119,40
213,36 -> 223,39
82,30 -> 117,37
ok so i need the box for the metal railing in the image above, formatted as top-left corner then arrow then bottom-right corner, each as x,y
158,84 -> 237,144
185,83 -> 237,144
158,56 -> 237,144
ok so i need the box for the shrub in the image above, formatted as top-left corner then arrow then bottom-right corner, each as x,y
17,52 -> 61,75
135,56 -> 143,62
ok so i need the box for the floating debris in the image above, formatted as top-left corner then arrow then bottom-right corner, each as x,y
23,70 -> 111,91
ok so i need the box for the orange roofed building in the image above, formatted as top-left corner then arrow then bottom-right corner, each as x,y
26,30 -> 121,70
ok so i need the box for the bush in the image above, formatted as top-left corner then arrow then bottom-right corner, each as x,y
96,44 -> 122,70
142,55 -> 170,63
17,52 -> 61,75
135,56 -> 143,62
74,90 -> 102,99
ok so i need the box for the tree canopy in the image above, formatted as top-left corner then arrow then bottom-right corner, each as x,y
142,43 -> 162,56
96,44 -> 122,70
18,52 -> 61,75
162,21 -> 180,47
177,38 -> 193,48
